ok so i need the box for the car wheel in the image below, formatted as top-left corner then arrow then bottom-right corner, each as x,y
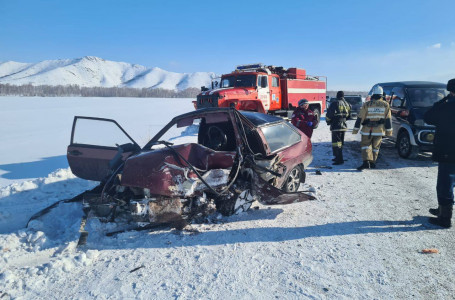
397,131 -> 418,159
312,108 -> 320,129
283,165 -> 304,193
216,190 -> 255,216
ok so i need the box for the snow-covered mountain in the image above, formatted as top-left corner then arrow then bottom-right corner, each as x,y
0,56 -> 217,91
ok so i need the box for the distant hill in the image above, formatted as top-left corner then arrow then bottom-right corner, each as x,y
0,57 -> 368,97
0,56 -> 217,91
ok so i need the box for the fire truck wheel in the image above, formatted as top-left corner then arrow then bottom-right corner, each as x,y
312,108 -> 320,129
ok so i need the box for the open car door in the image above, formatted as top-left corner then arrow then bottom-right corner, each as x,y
67,116 -> 140,182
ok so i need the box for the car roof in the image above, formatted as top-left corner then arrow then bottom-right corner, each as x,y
376,81 -> 446,88
239,111 -> 283,126
175,107 -> 283,127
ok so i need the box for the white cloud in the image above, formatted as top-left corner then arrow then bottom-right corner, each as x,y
428,43 -> 441,49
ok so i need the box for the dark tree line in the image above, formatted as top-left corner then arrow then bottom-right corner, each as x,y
326,90 -> 368,98
0,84 -> 367,99
0,83 -> 201,98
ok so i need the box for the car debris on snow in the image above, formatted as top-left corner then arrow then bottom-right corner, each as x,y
30,108 -> 317,242
421,248 -> 439,254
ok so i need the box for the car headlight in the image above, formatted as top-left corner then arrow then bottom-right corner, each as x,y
421,132 -> 434,142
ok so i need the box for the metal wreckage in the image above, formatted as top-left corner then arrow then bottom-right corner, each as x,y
28,108 -> 315,245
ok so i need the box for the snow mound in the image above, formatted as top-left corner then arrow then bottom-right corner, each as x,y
0,168 -> 80,198
0,168 -> 97,234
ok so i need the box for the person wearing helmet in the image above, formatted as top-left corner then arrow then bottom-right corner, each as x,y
424,78 -> 455,228
352,85 -> 393,170
291,99 -> 318,138
326,91 -> 351,165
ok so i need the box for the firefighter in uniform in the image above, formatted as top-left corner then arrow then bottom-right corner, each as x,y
326,91 -> 351,165
352,86 -> 392,170
291,98 -> 318,138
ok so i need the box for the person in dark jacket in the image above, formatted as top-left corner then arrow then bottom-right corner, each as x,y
326,91 -> 351,165
423,78 -> 455,228
291,99 -> 318,138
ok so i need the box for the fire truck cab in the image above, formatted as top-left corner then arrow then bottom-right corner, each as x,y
195,64 -> 327,122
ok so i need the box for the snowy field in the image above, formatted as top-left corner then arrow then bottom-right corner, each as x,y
0,97 -> 454,299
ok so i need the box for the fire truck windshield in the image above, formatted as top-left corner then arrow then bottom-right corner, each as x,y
220,75 -> 257,88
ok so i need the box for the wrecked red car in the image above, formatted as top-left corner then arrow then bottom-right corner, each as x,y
67,108 -> 314,231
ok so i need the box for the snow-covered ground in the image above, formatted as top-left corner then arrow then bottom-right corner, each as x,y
0,97 -> 454,299
0,96 -> 195,188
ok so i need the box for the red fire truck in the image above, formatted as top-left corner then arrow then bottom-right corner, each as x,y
195,63 -> 327,121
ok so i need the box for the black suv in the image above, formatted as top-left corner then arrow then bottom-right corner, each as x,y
343,95 -> 363,118
367,81 -> 449,158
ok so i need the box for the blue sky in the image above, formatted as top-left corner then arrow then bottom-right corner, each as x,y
1,0 -> 454,90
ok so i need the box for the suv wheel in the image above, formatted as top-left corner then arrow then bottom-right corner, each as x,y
397,131 -> 418,159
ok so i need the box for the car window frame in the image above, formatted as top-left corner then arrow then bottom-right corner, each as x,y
391,86 -> 406,108
406,87 -> 449,108
258,75 -> 268,88
257,121 -> 302,155
144,111 -> 240,150
272,76 -> 279,87
70,116 -> 139,149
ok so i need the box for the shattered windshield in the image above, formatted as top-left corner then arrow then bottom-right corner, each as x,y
145,112 -> 233,151
149,119 -> 200,149
221,75 -> 257,88
407,88 -> 448,108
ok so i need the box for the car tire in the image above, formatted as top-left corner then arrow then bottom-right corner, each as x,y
216,190 -> 255,216
397,131 -> 418,159
282,165 -> 305,193
312,108 -> 320,129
